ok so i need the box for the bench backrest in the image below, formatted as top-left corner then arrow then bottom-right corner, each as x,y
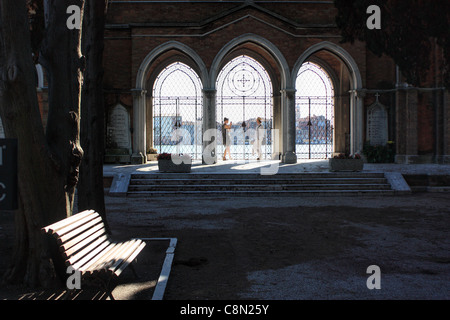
42,210 -> 110,269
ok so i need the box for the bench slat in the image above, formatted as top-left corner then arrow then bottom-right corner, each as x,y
112,241 -> 146,277
85,240 -> 138,275
77,243 -> 118,272
107,239 -> 142,274
42,210 -> 96,235
56,215 -> 103,244
59,221 -> 105,253
81,242 -> 126,274
70,240 -> 112,270
63,229 -> 108,261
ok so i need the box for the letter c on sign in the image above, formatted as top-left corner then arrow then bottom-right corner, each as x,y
0,182 -> 6,202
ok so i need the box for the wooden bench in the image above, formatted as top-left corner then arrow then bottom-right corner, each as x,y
42,209 -> 146,299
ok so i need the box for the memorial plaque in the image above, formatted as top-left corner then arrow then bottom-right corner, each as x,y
0,139 -> 18,210
367,103 -> 388,146
107,104 -> 131,150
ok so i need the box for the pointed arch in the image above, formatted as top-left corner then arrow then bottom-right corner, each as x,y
209,33 -> 290,90
292,41 -> 364,155
132,41 -> 208,158
135,41 -> 209,91
291,41 -> 362,91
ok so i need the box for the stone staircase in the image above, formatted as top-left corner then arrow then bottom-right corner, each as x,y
125,172 -> 404,197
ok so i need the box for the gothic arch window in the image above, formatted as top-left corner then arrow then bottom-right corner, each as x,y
216,55 -> 273,160
152,61 -> 203,159
295,62 -> 335,159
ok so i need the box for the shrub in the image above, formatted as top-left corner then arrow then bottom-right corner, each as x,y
363,142 -> 395,163
157,153 -> 172,160
333,153 -> 361,159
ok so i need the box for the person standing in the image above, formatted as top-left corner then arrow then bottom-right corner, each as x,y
222,117 -> 232,160
254,117 -> 263,160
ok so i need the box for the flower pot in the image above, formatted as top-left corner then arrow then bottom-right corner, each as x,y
329,158 -> 364,172
147,153 -> 158,162
158,159 -> 192,173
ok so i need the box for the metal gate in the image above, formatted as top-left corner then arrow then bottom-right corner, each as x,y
296,62 -> 334,159
152,62 -> 203,159
216,55 -> 273,160
295,96 -> 333,159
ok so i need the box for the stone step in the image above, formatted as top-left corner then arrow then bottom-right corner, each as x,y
128,183 -> 392,192
131,172 -> 386,180
126,189 -> 397,197
129,177 -> 388,186
122,172 -> 400,197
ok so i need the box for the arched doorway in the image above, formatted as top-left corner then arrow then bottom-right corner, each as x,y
152,61 -> 203,159
292,42 -> 364,157
295,62 -> 335,159
216,55 -> 273,160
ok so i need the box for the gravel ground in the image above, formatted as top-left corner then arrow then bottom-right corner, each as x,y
1,189 -> 449,300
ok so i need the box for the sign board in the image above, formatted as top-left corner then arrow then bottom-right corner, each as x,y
0,139 -> 18,210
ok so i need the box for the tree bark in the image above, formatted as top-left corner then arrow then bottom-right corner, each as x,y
0,0 -> 85,287
40,0 -> 85,215
78,0 -> 109,233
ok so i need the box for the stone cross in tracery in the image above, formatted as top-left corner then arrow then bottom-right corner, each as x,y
237,73 -> 251,88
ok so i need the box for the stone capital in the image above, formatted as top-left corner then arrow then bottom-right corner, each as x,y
351,89 -> 366,99
280,88 -> 297,99
202,88 -> 217,98
131,88 -> 147,98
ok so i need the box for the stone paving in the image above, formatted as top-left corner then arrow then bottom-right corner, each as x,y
104,159 -> 450,176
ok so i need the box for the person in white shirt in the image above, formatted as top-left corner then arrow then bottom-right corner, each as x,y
254,117 -> 263,160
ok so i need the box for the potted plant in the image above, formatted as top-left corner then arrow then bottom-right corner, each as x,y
147,147 -> 158,161
157,153 -> 192,173
329,153 -> 364,172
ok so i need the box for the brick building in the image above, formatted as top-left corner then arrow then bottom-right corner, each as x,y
3,0 -> 446,164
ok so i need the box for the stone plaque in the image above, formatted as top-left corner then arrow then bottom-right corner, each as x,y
367,103 -> 388,146
107,104 -> 131,150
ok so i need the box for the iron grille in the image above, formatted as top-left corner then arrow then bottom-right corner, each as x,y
296,62 -> 334,159
152,62 -> 203,159
216,55 -> 273,160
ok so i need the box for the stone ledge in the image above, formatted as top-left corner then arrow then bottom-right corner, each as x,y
384,172 -> 412,194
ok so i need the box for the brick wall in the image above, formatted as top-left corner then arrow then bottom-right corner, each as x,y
101,0 -> 448,162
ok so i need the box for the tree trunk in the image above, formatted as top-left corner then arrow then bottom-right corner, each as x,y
78,0 -> 109,233
0,0 -> 85,287
40,0 -> 85,215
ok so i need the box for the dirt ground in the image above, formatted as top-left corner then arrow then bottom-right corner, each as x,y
1,192 -> 449,300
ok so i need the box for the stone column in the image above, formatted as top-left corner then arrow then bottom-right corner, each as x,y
281,88 -> 297,164
202,89 -> 217,164
351,90 -> 365,155
444,90 -> 450,163
395,88 -> 418,163
272,93 -> 282,159
131,88 -> 147,164
146,94 -> 153,153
